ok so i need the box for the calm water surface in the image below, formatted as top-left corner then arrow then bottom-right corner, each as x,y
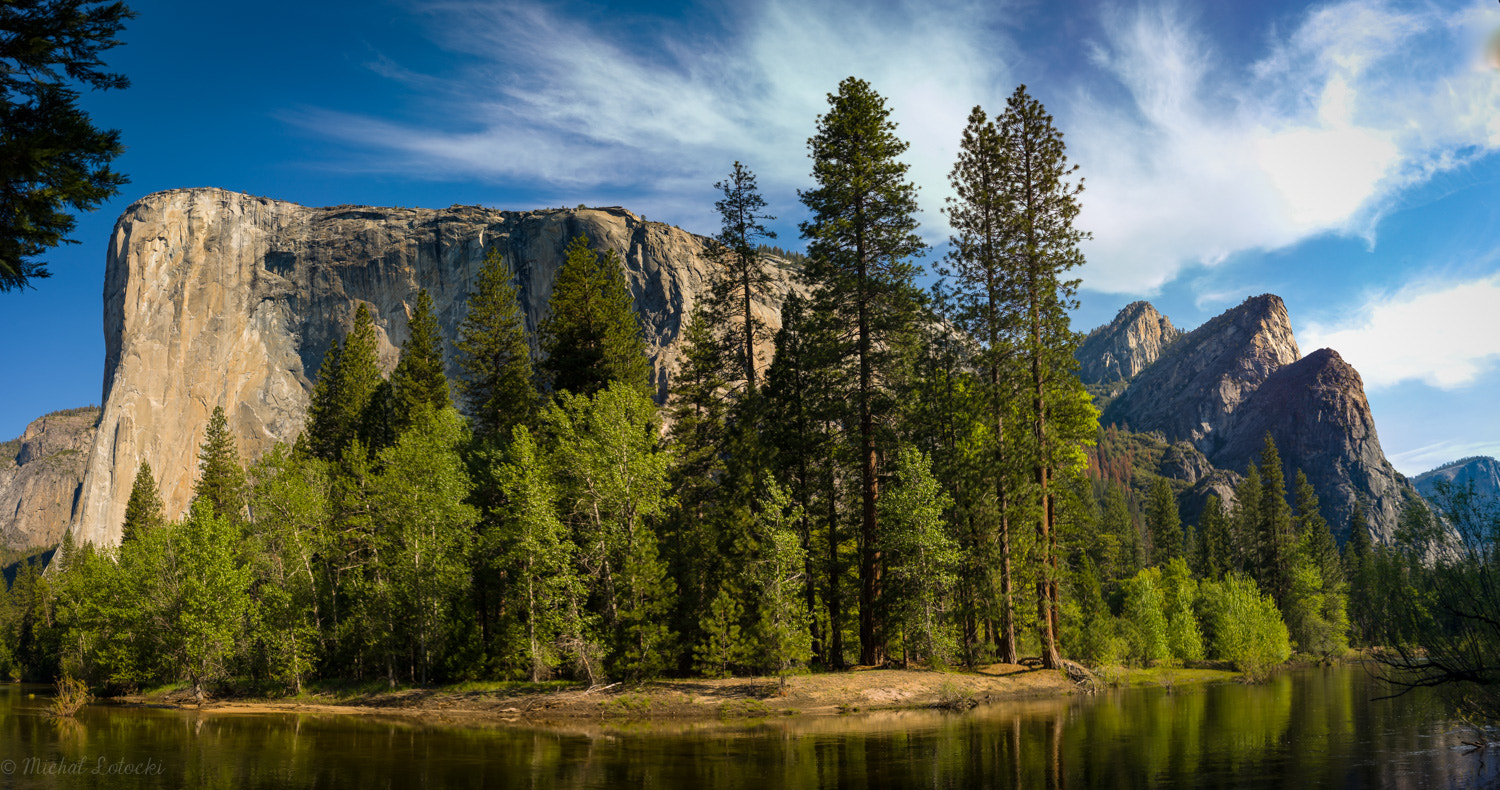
0,666 -> 1494,789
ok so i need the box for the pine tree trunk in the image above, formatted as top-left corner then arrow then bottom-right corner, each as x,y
856,217 -> 883,667
826,457 -> 845,669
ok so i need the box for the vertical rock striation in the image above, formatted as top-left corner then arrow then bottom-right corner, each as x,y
75,188 -> 799,546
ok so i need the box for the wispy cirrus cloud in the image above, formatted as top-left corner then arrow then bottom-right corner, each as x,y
291,0 -> 1014,232
1071,0 -> 1500,294
294,0 -> 1500,298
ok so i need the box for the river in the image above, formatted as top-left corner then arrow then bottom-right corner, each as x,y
0,666 -> 1494,788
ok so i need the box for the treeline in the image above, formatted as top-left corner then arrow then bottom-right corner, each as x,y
0,79 -> 1373,696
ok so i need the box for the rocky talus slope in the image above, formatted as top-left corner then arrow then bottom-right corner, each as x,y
73,188 -> 799,546
1086,296 -> 1414,543
0,408 -> 99,549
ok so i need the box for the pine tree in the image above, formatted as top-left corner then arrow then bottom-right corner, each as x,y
537,235 -> 650,398
193,406 -> 245,521
694,586 -> 750,678
942,104 -> 1024,663
491,424 -> 581,682
1145,477 -> 1182,566
1343,501 -> 1375,645
880,446 -> 959,666
800,76 -> 926,666
752,483 -> 813,688
762,293 -> 847,667
1197,495 -> 1233,579
306,303 -> 388,460
456,248 -> 536,445
1256,434 -> 1295,609
663,304 -> 731,659
998,84 -> 1094,670
120,461 -> 164,543
706,161 -> 777,393
389,289 -> 451,434
1233,464 -> 1263,573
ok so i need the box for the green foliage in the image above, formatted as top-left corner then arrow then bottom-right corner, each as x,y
489,425 -> 582,682
1198,573 -> 1291,678
694,587 -> 750,678
0,0 -> 134,291
880,446 -> 959,666
388,289 -> 452,434
120,461 -> 164,543
1161,558 -> 1204,662
192,406 -> 245,521
456,248 -> 536,444
1122,567 -> 1169,665
537,235 -> 650,398
1195,496 -> 1232,580
306,304 -> 388,461
707,161 -> 777,391
1145,477 -> 1182,566
547,382 -> 674,679
751,483 -> 813,685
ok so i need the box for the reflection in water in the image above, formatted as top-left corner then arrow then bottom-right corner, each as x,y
0,667 -> 1494,789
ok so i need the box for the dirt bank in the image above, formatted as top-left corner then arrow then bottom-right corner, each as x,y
110,663 -> 1240,726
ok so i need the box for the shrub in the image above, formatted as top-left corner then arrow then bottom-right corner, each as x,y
1199,573 -> 1291,679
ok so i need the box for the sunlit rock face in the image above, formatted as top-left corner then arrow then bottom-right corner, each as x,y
1076,300 -> 1183,386
0,408 -> 99,550
74,188 -> 799,546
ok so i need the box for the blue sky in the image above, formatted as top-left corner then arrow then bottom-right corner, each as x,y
2,0 -> 1498,475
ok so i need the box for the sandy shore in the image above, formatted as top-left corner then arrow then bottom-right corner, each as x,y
109,663 -> 1241,726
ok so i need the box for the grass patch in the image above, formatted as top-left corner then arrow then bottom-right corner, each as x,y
447,679 -> 578,694
935,681 -> 977,710
719,698 -> 773,719
602,693 -> 653,718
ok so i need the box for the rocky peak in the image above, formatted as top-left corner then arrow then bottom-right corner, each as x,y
1076,301 -> 1183,385
1211,348 -> 1408,543
1100,294 -> 1300,454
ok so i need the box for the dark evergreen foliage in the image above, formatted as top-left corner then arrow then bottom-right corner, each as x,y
537,235 -> 651,398
0,0 -> 134,291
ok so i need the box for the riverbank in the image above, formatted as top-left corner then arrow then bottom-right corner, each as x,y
104,662 -> 1242,725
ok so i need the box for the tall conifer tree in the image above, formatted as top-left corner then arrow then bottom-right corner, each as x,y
389,289 -> 451,433
707,161 -> 777,393
942,105 -> 1024,663
800,76 -> 926,666
537,236 -> 650,398
306,303 -> 387,460
193,406 -> 245,521
998,84 -> 1093,669
121,461 -> 164,543
1257,434 -> 1296,608
1146,477 -> 1182,566
456,248 -> 536,445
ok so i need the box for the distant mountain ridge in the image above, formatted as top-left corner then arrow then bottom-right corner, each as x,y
1080,295 -> 1415,544
1413,456 -> 1500,503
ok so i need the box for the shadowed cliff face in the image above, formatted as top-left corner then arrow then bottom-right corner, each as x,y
75,188 -> 799,546
1093,296 -> 1415,544
0,408 -> 99,550
1211,348 -> 1409,543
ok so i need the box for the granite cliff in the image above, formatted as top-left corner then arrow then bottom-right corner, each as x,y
72,188 -> 798,547
1086,296 -> 1414,543
0,407 -> 99,550
1413,456 -> 1500,503
1076,301 -> 1183,386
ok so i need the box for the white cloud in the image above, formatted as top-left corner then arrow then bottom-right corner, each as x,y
1300,273 -> 1500,390
1072,0 -> 1500,294
291,0 -> 1013,235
